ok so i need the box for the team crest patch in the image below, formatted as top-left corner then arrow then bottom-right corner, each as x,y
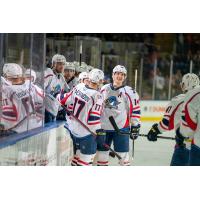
104,96 -> 121,109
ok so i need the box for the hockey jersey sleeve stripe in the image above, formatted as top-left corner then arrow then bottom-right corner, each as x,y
3,106 -> 15,110
88,121 -> 100,125
132,110 -> 140,115
90,111 -> 101,116
131,115 -> 140,118
132,106 -> 140,110
159,121 -> 169,130
44,74 -> 53,79
88,116 -> 100,121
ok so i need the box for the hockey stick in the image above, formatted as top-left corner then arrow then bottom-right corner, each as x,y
61,105 -> 122,161
132,69 -> 138,159
139,134 -> 175,140
109,116 -> 130,135
79,41 -> 82,66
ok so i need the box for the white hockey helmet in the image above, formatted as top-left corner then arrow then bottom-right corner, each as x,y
65,62 -> 75,71
88,68 -> 104,84
87,65 -> 94,72
78,72 -> 89,81
180,73 -> 200,92
113,65 -> 127,75
75,62 -> 88,73
24,69 -> 36,83
52,54 -> 66,65
3,63 -> 23,78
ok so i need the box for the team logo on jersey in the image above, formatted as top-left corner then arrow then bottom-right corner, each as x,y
51,84 -> 61,96
104,96 -> 121,109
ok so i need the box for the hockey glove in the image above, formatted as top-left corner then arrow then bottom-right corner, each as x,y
96,129 -> 106,149
147,123 -> 161,141
130,124 -> 140,140
175,128 -> 185,148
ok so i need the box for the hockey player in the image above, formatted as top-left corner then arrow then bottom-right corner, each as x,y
147,73 -> 199,165
97,65 -> 141,166
0,63 -> 44,133
44,54 -> 69,123
74,61 -> 88,78
60,68 -> 105,166
24,68 -> 37,83
64,62 -> 78,91
179,74 -> 200,166
78,71 -> 89,86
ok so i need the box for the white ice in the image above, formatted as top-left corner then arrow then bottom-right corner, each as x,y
110,122 -> 175,166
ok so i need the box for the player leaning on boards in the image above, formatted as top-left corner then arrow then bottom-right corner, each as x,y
60,69 -> 105,166
179,74 -> 200,166
96,65 -> 141,166
0,63 -> 44,134
44,54 -> 69,123
147,73 -> 199,166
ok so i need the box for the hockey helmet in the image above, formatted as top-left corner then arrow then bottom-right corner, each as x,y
3,63 -> 23,78
113,65 -> 127,75
25,69 -> 37,83
65,62 -> 75,71
88,68 -> 104,84
180,73 -> 200,92
78,72 -> 89,81
52,54 -> 66,65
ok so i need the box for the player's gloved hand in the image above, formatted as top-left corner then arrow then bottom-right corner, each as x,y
147,123 -> 161,142
96,129 -> 106,149
130,124 -> 140,140
175,128 -> 185,148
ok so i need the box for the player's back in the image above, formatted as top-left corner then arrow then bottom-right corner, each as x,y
67,84 -> 103,137
1,81 -> 43,133
180,86 -> 200,142
158,93 -> 185,132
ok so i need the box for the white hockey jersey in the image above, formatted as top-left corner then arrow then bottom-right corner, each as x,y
66,76 -> 79,91
60,84 -> 103,138
180,86 -> 200,147
0,81 -> 44,133
158,94 -> 185,132
100,84 -> 141,131
44,68 -> 69,116
1,76 -> 11,86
